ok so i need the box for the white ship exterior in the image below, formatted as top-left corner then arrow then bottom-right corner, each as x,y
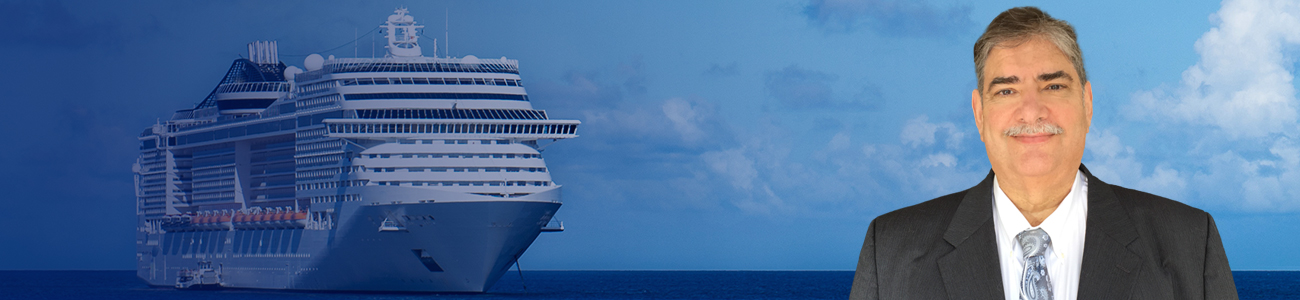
133,9 -> 577,292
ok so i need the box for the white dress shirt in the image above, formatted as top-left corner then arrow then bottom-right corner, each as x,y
993,170 -> 1088,300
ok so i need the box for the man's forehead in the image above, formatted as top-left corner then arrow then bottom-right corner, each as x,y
981,39 -> 1078,85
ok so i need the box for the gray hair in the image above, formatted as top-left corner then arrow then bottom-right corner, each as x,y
974,7 -> 1086,93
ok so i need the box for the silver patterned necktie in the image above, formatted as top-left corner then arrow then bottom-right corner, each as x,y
1017,228 -> 1053,300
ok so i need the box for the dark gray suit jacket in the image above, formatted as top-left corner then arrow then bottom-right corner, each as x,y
850,165 -> 1237,300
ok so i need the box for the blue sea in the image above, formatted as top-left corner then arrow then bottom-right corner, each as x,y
0,271 -> 1294,299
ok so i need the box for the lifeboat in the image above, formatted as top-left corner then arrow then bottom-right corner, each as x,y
209,212 -> 232,230
268,211 -> 282,227
232,211 -> 255,230
159,214 -> 196,232
252,212 -> 265,228
292,211 -> 309,227
225,208 -> 310,230
191,214 -> 205,230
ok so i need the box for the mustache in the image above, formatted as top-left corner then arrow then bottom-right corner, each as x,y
1004,121 -> 1064,137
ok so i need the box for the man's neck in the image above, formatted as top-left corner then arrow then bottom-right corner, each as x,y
997,169 -> 1077,227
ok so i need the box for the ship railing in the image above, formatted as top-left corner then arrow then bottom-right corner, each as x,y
295,57 -> 520,82
323,119 -> 581,139
215,82 -> 291,94
167,108 -> 295,134
326,56 -> 519,69
171,107 -> 219,121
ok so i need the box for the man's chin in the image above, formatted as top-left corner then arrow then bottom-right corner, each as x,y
1005,160 -> 1064,178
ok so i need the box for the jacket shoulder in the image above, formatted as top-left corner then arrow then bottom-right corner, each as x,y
1098,182 -> 1236,299
1102,183 -> 1217,252
1107,184 -> 1210,222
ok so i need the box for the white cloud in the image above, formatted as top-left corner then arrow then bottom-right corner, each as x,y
663,97 -> 706,142
1135,166 -> 1187,199
801,0 -> 973,37
1129,0 -> 1300,137
1083,130 -> 1138,185
702,148 -> 758,191
1084,130 -> 1188,200
900,115 -> 963,150
1111,0 -> 1300,211
919,153 -> 957,168
543,61 -> 988,216
691,114 -> 985,215
828,132 -> 851,151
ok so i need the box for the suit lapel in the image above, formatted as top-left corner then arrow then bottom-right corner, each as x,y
1076,165 -> 1143,299
938,171 -> 1005,299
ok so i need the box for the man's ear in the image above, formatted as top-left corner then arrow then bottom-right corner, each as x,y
1083,81 -> 1093,133
972,89 -> 986,142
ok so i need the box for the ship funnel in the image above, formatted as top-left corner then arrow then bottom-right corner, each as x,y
248,41 -> 279,65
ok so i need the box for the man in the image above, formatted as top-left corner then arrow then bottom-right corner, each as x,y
849,7 -> 1237,300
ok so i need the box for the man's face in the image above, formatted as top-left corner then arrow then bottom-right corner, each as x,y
972,37 -> 1092,180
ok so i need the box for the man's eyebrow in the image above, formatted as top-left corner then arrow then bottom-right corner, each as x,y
987,76 -> 1019,90
1038,70 -> 1071,82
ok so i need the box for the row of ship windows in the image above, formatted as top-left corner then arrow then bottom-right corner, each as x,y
355,108 -> 547,120
141,173 -> 170,183
374,181 -> 551,187
369,167 -> 546,173
340,77 -> 522,87
297,181 -> 368,191
323,62 -> 519,77
297,81 -> 335,95
398,139 -> 516,145
194,172 -> 235,181
296,94 -> 342,111
194,167 -> 236,178
328,123 -> 577,135
155,110 -> 563,149
294,180 -> 550,189
310,194 -> 362,203
365,153 -> 541,159
192,191 -> 235,201
171,119 -> 297,146
342,92 -> 528,101
193,185 -> 234,193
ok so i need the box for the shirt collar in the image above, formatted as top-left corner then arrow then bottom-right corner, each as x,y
992,170 -> 1087,259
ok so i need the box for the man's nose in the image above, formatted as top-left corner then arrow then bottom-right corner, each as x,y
1015,90 -> 1049,123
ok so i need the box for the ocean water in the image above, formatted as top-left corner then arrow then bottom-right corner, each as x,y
0,270 -> 1293,299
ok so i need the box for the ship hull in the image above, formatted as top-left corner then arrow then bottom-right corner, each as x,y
136,200 -> 560,292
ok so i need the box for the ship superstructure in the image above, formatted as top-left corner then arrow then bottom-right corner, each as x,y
133,8 -> 577,292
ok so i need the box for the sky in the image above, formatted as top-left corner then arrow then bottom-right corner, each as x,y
1,0 -> 1298,271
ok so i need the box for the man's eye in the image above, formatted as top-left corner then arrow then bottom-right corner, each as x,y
996,89 -> 1014,96
1046,84 -> 1065,90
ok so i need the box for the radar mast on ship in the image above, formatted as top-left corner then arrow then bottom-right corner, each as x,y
383,7 -> 425,57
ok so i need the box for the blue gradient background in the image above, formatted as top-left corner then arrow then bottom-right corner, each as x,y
1,0 -> 1296,271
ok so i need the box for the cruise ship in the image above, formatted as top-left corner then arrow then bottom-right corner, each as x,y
133,8 -> 578,292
